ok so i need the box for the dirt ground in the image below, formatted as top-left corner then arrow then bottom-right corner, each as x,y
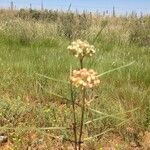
1,131 -> 150,150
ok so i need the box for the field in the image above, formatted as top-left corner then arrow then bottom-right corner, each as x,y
0,9 -> 150,149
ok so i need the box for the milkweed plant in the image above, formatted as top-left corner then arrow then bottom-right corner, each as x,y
38,39 -> 134,150
67,39 -> 134,150
67,39 -> 100,150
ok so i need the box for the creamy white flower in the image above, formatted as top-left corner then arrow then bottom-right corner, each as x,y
70,68 -> 100,89
67,39 -> 96,58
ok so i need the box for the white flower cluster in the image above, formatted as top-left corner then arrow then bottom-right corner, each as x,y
70,68 -> 100,89
67,39 -> 96,58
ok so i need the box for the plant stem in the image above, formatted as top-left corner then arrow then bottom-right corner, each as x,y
78,88 -> 86,150
80,58 -> 83,69
70,82 -> 77,150
78,56 -> 85,150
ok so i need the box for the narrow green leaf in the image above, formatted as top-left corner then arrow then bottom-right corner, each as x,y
85,107 -> 139,125
36,73 -> 69,84
88,108 -> 124,120
84,128 -> 113,141
37,82 -> 71,102
97,61 -> 135,77
0,126 -> 68,131
84,116 -> 134,141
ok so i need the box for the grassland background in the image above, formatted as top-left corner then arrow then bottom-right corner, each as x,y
0,9 -> 150,149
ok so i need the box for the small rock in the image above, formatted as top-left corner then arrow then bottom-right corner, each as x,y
130,141 -> 137,147
0,135 -> 8,145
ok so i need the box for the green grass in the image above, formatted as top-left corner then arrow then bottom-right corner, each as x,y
0,11 -> 150,149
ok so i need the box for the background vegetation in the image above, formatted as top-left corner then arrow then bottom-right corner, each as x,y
0,9 -> 150,149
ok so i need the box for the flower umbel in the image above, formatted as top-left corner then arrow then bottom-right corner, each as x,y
70,68 -> 100,89
67,39 -> 96,58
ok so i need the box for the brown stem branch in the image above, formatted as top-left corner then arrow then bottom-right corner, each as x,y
80,58 -> 83,69
70,83 -> 78,150
78,88 -> 86,150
